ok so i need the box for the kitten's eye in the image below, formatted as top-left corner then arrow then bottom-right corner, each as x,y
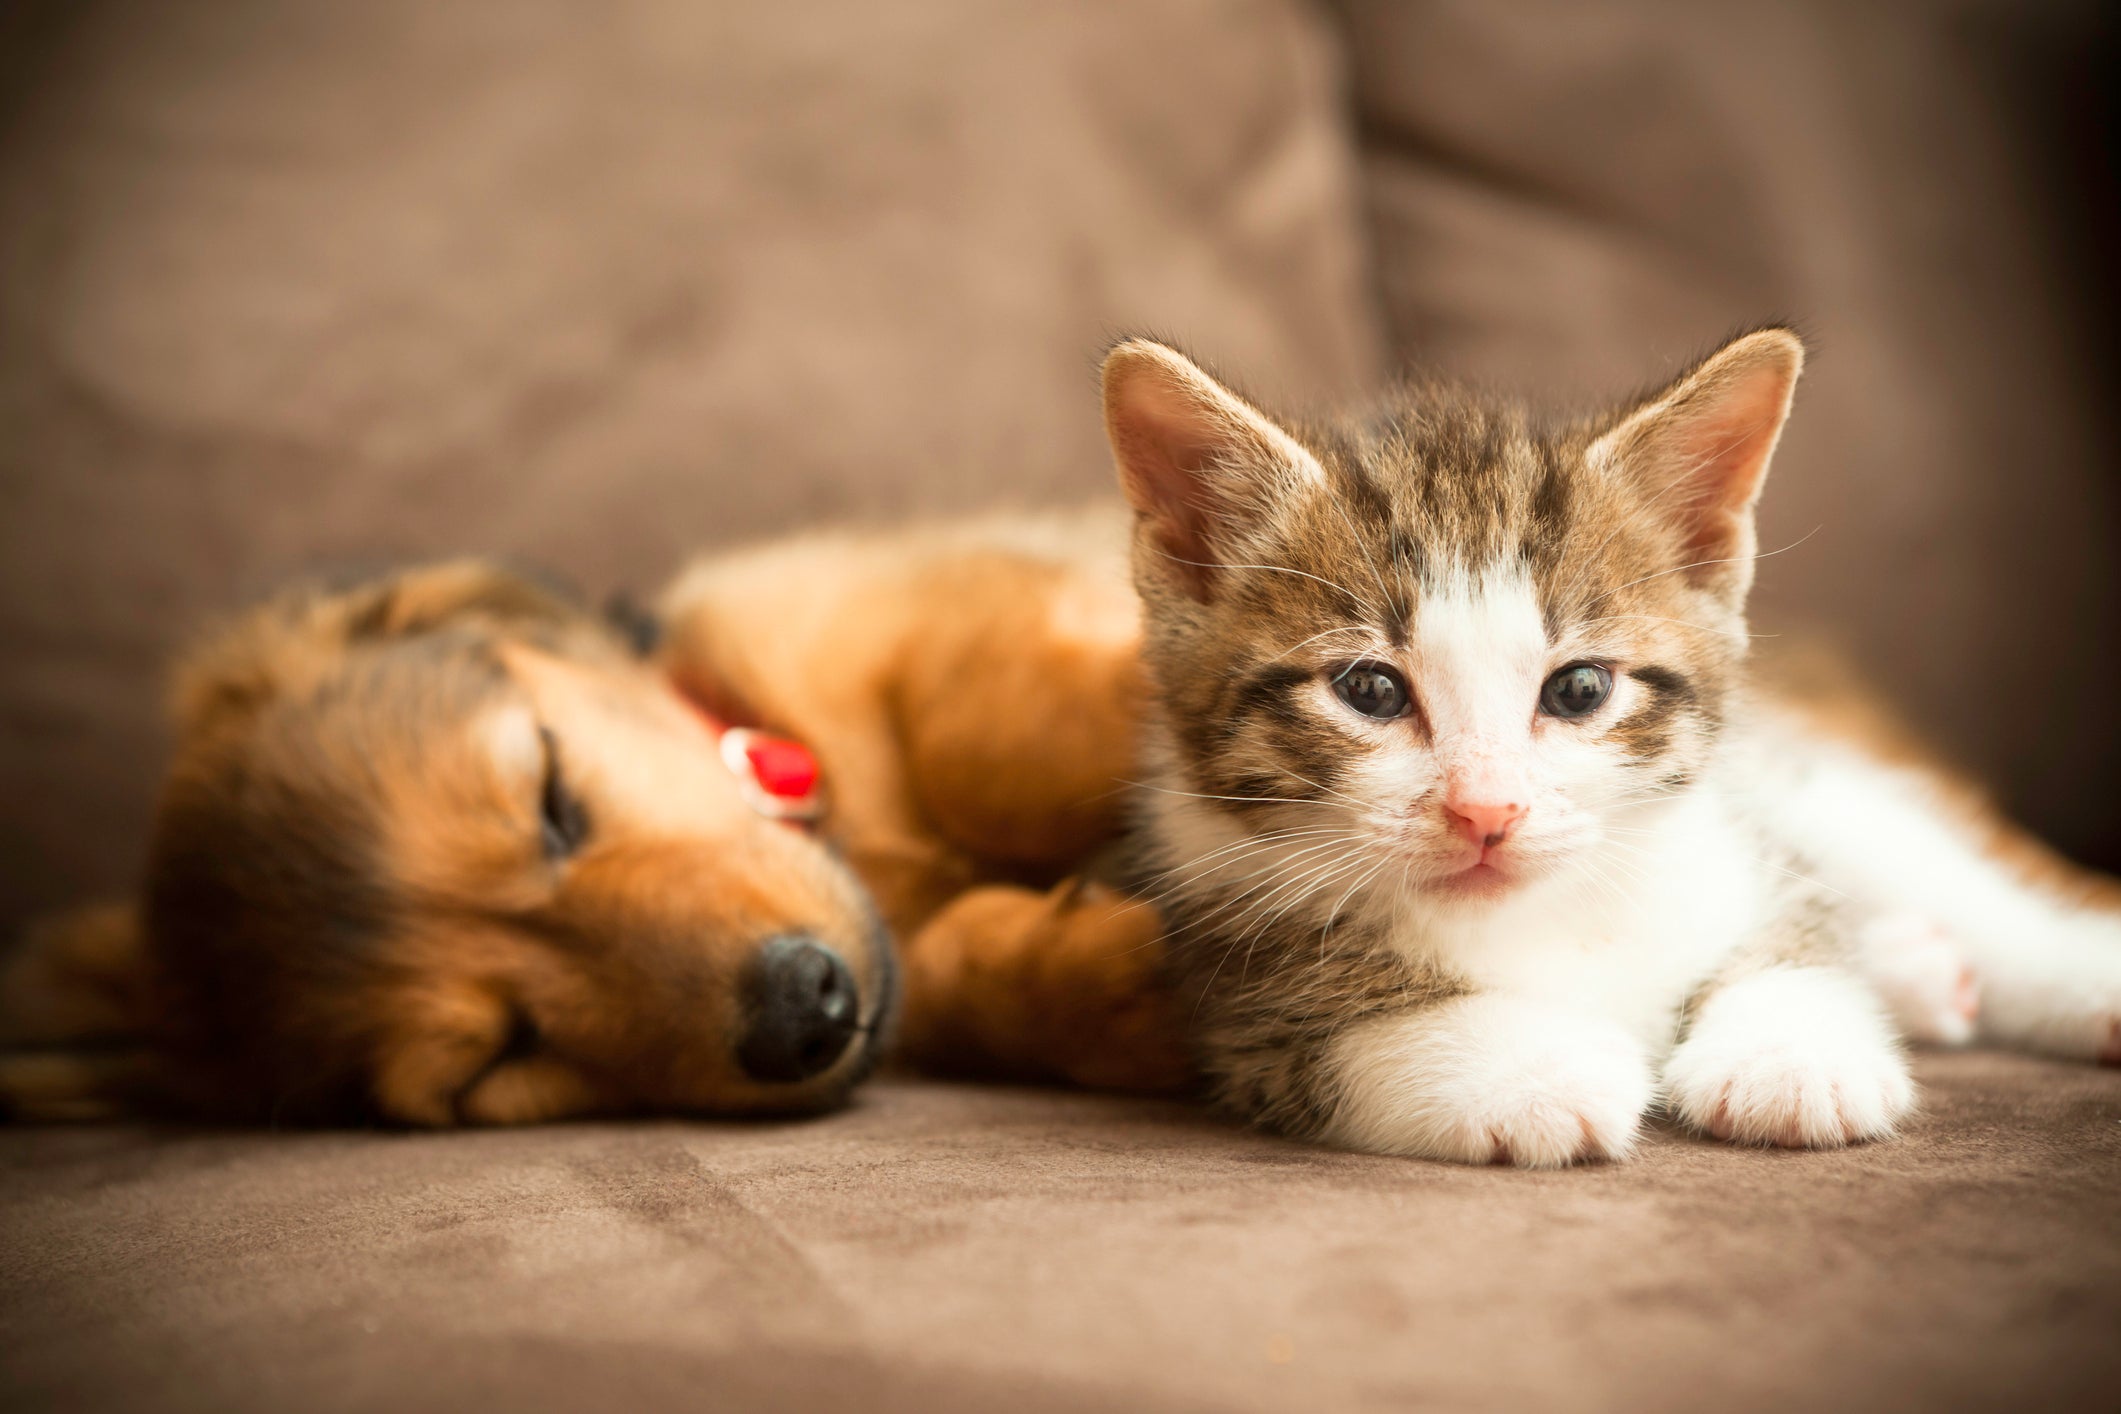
1331,661 -> 1412,720
1540,663 -> 1613,719
538,727 -> 590,859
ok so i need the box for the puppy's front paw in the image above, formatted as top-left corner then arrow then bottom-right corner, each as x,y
1666,967 -> 1915,1148
1325,996 -> 1653,1168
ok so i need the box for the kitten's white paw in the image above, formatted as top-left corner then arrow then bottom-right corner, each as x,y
1857,912 -> 1979,1046
1666,966 -> 1915,1148
1970,918 -> 2121,1066
1325,995 -> 1653,1168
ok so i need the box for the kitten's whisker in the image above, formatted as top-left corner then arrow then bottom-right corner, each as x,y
1586,525 -> 1822,610
1153,822 -> 1354,871
1149,823 -> 1352,876
1552,455 -> 1732,610
1199,836 -> 1363,925
1267,766 -> 1374,813
1151,548 -> 1380,617
1321,491 -> 1405,632
1187,843 -> 1365,1017
1122,779 -> 1363,813
1163,837 -> 1359,932
1153,835 -> 1348,903
1226,850 -> 1378,984
1261,624 -> 1378,665
1563,848 -> 1634,912
1320,856 -> 1390,953
1573,612 -> 1736,637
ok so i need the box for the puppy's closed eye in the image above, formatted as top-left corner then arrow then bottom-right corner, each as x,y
537,728 -> 591,859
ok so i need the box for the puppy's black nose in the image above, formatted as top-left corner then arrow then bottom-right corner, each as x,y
737,935 -> 860,1083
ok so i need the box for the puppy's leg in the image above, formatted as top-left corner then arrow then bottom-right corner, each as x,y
892,558 -> 1144,872
456,1056 -> 601,1125
1,903 -> 148,1047
371,987 -> 508,1127
898,879 -> 1191,1094
370,983 -> 600,1126
0,904 -> 160,1122
882,559 -> 1190,1092
0,1050 -> 150,1122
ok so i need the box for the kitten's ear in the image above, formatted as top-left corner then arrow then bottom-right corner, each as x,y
1101,339 -> 1326,601
1590,327 -> 1805,602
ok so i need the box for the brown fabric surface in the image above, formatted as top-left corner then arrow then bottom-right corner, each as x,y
3,1052 -> 2118,1413
1335,0 -> 2121,870
0,0 -> 1382,930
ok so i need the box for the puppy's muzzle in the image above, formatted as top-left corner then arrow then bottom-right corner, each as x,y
736,934 -> 863,1083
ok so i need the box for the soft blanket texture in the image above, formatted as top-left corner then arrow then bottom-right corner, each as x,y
5,1052 -> 2117,1412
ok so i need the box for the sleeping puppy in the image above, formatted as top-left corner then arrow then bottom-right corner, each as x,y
1,563 -> 895,1124
651,510 -> 1184,1095
2,529 -> 1187,1125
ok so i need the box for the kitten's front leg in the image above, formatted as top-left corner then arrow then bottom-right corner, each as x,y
1321,994 -> 1655,1167
1664,965 -> 1914,1148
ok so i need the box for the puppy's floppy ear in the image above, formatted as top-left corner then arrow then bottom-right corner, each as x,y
336,560 -> 583,641
1101,339 -> 1327,601
170,561 -> 586,737
1589,326 -> 1805,604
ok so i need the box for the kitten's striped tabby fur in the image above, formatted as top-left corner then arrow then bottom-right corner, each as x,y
1103,330 -> 2121,1165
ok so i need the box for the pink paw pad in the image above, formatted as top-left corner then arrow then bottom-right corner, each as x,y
1950,968 -> 1980,1022
1858,914 -> 1981,1046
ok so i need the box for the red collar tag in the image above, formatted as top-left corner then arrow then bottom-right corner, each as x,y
718,726 -> 827,825
675,688 -> 827,826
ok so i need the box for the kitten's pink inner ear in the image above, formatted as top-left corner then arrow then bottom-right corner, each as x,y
1595,329 -> 1805,595
1104,361 -> 1222,578
1101,340 -> 1322,601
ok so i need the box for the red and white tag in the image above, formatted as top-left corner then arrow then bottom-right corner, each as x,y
718,726 -> 826,825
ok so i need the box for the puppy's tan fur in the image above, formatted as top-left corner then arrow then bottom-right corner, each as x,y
4,564 -> 896,1123
656,510 -> 1185,1091
3,526 -> 1189,1124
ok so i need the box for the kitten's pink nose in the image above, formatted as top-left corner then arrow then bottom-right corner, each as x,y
1445,797 -> 1526,848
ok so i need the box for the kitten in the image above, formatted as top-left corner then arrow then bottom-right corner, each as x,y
1101,329 -> 2121,1166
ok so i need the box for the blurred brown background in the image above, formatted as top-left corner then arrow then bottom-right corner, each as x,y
2,0 -> 2117,932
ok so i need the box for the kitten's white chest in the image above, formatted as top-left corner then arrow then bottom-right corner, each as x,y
1389,794 -> 1767,1050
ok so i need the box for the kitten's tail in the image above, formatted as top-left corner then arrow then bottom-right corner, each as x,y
0,903 -> 158,1120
